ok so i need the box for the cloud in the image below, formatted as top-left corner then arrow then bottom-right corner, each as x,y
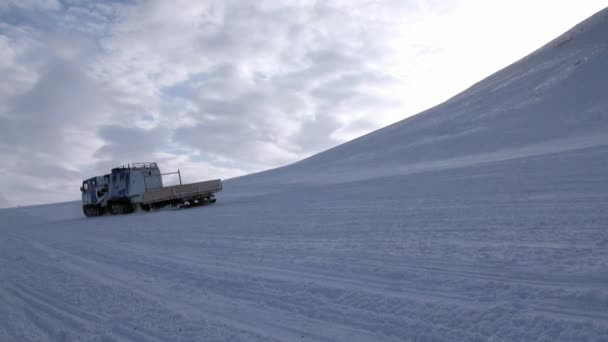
95,125 -> 170,162
0,193 -> 10,208
0,0 -> 606,206
0,0 -> 61,11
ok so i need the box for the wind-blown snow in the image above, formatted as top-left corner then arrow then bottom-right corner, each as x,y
1,8 -> 608,342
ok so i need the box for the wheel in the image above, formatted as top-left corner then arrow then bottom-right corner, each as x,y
108,203 -> 117,215
83,205 -> 104,217
108,202 -> 131,215
124,202 -> 134,214
191,198 -> 204,206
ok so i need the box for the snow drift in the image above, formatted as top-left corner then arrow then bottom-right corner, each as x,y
1,8 -> 608,342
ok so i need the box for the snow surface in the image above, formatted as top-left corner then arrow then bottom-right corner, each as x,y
1,8 -> 608,342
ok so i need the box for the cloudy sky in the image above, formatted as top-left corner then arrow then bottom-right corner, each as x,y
0,0 -> 605,207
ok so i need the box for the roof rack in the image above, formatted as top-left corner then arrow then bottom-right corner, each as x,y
112,162 -> 158,170
131,162 -> 158,168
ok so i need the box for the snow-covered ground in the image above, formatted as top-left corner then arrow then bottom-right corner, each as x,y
1,8 -> 608,342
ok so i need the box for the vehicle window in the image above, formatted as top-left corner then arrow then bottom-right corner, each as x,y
83,183 -> 88,191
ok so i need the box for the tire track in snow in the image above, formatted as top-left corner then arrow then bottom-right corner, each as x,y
106,242 -> 608,323
3,269 -> 167,341
103,241 -> 608,333
0,287 -> 54,342
352,255 -> 608,289
529,303 -> 608,323
116,244 -> 475,305
21,240 -> 512,341
32,236 -> 608,340
2,235 -> 232,342
23,239 -> 389,342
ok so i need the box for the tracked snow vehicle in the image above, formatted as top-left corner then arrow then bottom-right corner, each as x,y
80,162 -> 222,217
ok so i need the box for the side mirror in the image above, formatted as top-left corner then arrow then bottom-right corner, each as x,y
80,186 -> 84,192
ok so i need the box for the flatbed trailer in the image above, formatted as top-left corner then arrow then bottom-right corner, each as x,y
141,179 -> 222,210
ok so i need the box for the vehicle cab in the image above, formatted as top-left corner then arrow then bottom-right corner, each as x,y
81,175 -> 110,206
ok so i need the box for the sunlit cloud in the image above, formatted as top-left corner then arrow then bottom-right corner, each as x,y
0,0 -> 605,207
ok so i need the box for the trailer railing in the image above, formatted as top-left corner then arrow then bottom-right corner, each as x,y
143,169 -> 182,192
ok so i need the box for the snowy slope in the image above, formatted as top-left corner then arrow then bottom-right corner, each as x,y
235,7 -> 608,187
1,8 -> 608,342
